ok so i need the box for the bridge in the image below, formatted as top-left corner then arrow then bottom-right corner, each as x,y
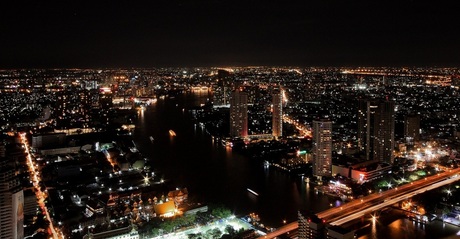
258,167 -> 460,238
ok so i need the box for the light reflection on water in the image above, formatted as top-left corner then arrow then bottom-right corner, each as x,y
132,93 -> 332,227
357,217 -> 460,239
132,93 -> 460,237
371,220 -> 377,239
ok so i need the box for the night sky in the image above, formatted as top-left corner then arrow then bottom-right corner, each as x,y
1,0 -> 460,68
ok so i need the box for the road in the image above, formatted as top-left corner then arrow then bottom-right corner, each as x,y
282,115 -> 312,137
20,133 -> 63,239
258,167 -> 460,239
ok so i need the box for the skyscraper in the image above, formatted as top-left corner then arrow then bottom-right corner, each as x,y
313,119 -> 332,178
213,69 -> 232,106
272,89 -> 283,138
404,113 -> 421,145
0,141 -> 24,239
99,87 -> 113,110
229,89 -> 248,137
358,99 -> 395,163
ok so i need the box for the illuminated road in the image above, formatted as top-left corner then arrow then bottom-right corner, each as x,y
331,174 -> 460,226
20,133 -> 63,239
318,168 -> 460,223
258,167 -> 460,239
282,115 -> 312,137
257,222 -> 298,239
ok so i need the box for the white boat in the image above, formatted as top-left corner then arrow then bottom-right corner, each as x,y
247,188 -> 259,196
149,136 -> 154,143
264,161 -> 270,168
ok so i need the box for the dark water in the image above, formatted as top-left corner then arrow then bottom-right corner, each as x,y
132,93 -> 460,238
132,93 -> 331,227
358,218 -> 460,239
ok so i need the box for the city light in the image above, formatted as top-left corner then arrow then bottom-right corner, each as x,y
20,133 -> 63,239
3,66 -> 460,239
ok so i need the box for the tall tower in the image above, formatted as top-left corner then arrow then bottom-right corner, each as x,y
404,113 -> 420,145
99,87 -> 113,110
272,89 -> 283,138
358,99 -> 395,163
229,89 -> 248,137
313,119 -> 332,178
0,141 -> 24,239
213,69 -> 232,106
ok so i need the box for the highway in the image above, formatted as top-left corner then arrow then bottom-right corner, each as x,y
258,167 -> 460,239
258,222 -> 298,239
331,174 -> 460,226
319,167 -> 460,223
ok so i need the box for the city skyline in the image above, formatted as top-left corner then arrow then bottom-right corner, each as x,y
1,67 -> 460,238
1,1 -> 460,69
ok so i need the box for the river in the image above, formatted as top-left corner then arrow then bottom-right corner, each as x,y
131,92 -> 460,238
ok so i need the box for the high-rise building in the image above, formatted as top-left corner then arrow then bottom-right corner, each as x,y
358,99 -> 395,163
99,87 -> 114,110
272,89 -> 283,138
404,113 -> 421,145
213,70 -> 232,106
313,119 -> 332,178
0,141 -> 24,239
229,89 -> 248,137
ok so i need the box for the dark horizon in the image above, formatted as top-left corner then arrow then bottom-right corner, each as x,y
2,0 -> 460,69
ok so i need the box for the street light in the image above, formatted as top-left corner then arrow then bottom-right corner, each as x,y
371,214 -> 377,223
387,182 -> 392,189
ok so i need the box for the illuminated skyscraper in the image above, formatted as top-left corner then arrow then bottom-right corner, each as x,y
98,87 -> 114,126
313,119 -> 332,178
229,89 -> 248,137
213,69 -> 232,106
358,99 -> 395,163
0,141 -> 24,239
272,89 -> 283,138
404,113 -> 420,145
99,87 -> 113,110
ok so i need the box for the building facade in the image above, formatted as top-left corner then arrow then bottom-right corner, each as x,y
230,89 -> 248,137
313,119 -> 332,178
212,69 -> 232,106
272,89 -> 283,138
298,212 -> 324,239
404,113 -> 421,144
0,142 -> 24,239
358,99 -> 395,163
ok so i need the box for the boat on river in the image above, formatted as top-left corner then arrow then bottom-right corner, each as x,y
247,188 -> 259,196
